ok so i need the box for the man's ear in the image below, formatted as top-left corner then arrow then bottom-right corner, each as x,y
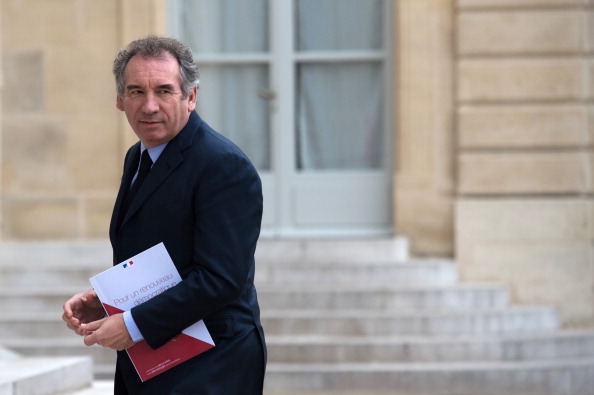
116,95 -> 124,111
187,86 -> 197,112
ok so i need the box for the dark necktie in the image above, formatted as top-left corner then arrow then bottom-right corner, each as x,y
122,149 -> 153,214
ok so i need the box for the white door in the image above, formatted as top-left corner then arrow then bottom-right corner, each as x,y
169,0 -> 393,237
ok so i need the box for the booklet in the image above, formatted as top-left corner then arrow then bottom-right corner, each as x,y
89,242 -> 215,382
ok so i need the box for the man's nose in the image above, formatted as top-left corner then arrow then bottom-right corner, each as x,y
142,92 -> 159,114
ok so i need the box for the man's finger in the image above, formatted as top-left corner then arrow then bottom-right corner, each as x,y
83,332 -> 97,347
61,311 -> 71,323
81,317 -> 105,334
84,289 -> 99,303
63,291 -> 85,315
62,310 -> 83,336
63,297 -> 73,314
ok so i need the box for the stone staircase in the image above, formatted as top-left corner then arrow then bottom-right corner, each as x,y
1,239 -> 594,394
0,354 -> 92,395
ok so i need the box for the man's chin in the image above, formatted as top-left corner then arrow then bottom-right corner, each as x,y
137,130 -> 176,147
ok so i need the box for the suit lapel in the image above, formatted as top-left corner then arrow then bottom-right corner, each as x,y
112,112 -> 201,232
110,144 -> 141,237
120,143 -> 184,225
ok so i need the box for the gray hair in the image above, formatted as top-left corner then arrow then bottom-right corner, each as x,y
113,36 -> 199,99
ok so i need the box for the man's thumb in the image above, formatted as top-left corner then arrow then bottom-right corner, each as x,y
83,331 -> 97,347
80,316 -> 104,335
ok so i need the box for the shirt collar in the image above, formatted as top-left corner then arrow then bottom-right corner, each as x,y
140,142 -> 168,164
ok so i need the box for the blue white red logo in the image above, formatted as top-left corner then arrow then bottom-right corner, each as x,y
123,260 -> 134,268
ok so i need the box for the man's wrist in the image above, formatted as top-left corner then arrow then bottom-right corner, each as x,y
122,310 -> 144,342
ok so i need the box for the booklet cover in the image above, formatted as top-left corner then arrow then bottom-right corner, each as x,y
89,242 -> 215,382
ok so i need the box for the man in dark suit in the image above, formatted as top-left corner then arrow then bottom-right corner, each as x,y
62,36 -> 266,394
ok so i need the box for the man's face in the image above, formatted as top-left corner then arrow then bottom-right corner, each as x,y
116,53 -> 197,148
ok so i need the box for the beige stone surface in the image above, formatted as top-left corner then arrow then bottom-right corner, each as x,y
0,357 -> 93,395
458,0 -> 584,7
1,0 -> 79,47
458,10 -> 584,55
396,190 -> 454,256
119,0 -> 167,45
471,242 -> 592,324
395,0 -> 455,256
588,59 -> 594,99
588,10 -> 594,52
1,49 -> 43,113
2,198 -> 79,239
1,114 -> 71,193
458,59 -> 583,102
456,199 -> 594,326
454,1 -> 594,329
458,105 -> 590,149
85,197 -> 116,238
456,199 -> 592,240
67,115 -> 121,191
0,0 -> 166,239
458,152 -> 593,195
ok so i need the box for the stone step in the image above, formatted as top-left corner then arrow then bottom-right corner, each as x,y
261,307 -> 559,336
79,381 -> 547,395
255,237 -> 410,264
68,381 -> 402,395
257,260 -> 457,286
0,259 -> 457,288
0,240 -> 112,267
3,338 -> 115,366
0,307 -> 559,339
0,238 -> 410,268
266,330 -> 594,363
7,330 -> 594,367
1,239 -> 587,395
0,266 -> 103,287
0,240 -> 437,289
264,357 -> 594,394
0,357 -> 92,395
68,381 -> 113,395
0,283 -> 509,313
0,287 -> 79,313
258,284 -> 508,310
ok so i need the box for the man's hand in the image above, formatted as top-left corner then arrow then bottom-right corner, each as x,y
62,290 -> 104,336
82,314 -> 136,351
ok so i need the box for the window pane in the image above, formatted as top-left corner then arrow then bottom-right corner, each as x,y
296,62 -> 384,170
180,0 -> 268,53
295,0 -> 383,51
198,65 -> 271,170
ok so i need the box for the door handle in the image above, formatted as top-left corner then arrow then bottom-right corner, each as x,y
258,88 -> 277,100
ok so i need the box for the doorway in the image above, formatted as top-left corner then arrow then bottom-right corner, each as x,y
169,0 -> 393,237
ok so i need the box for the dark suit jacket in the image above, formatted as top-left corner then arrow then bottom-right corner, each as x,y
109,111 -> 266,394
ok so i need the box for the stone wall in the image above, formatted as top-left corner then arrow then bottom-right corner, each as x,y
0,0 -> 165,239
454,0 -> 594,326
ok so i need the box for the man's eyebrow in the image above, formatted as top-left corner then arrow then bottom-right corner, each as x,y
156,84 -> 176,91
125,84 -> 176,92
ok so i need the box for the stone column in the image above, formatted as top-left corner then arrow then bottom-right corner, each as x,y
395,0 -> 456,257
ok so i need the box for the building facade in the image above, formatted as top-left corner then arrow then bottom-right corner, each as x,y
0,0 -> 592,326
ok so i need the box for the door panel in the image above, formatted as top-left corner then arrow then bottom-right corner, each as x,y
293,174 -> 391,226
296,62 -> 384,170
170,0 -> 393,237
197,64 -> 271,170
